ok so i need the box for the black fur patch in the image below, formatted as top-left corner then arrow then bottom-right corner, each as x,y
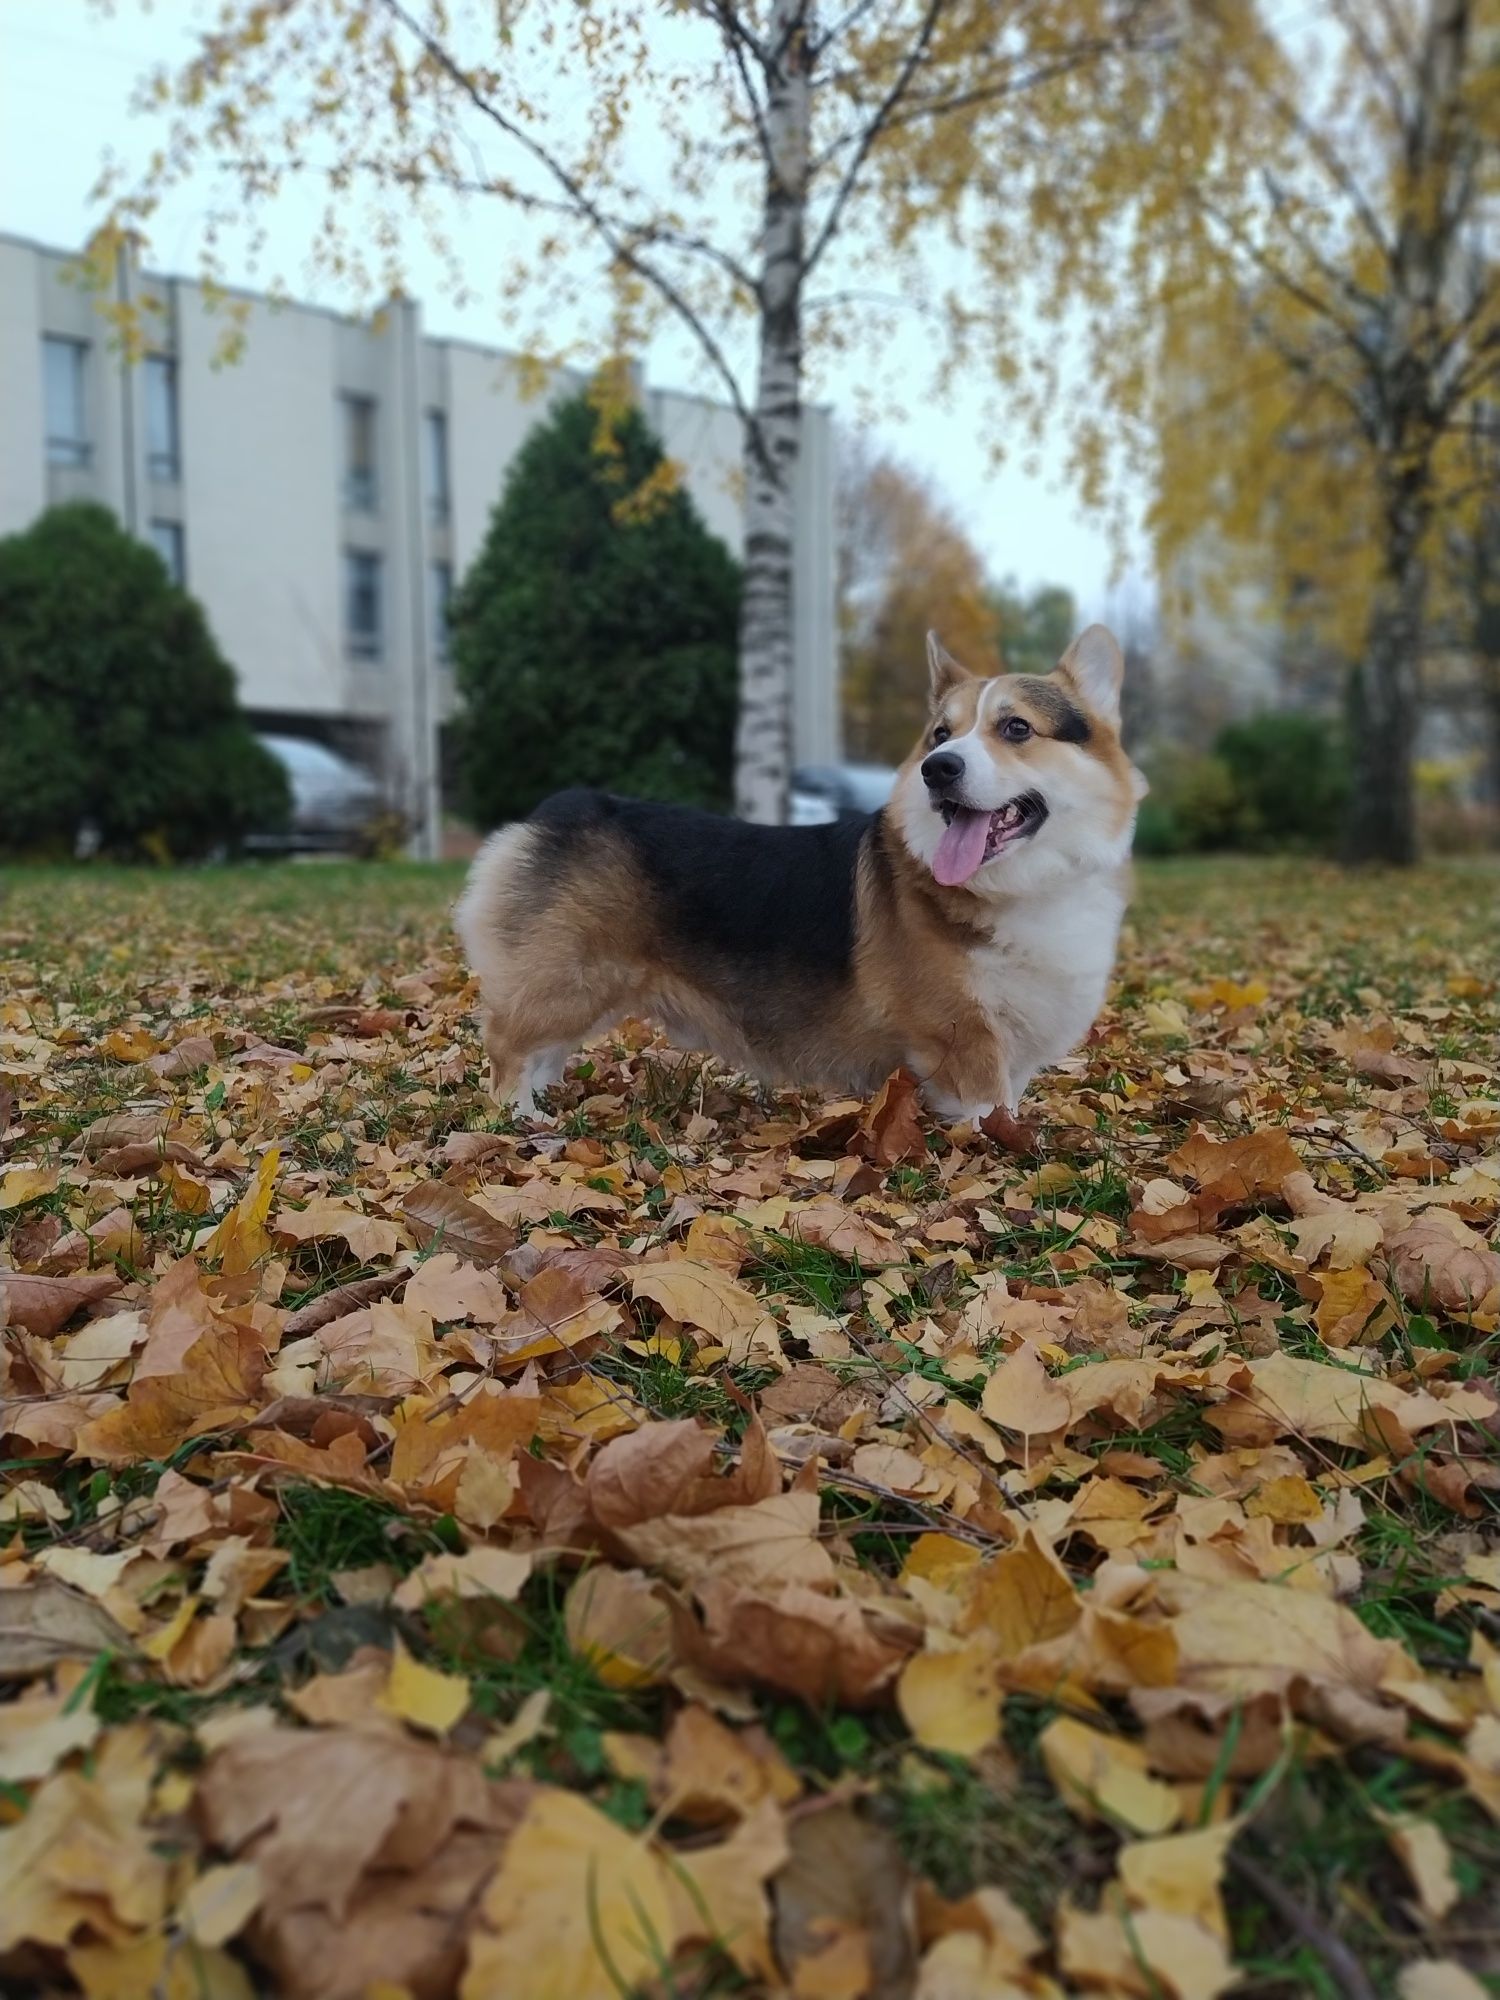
1006,678 -> 1091,744
526,789 -> 869,979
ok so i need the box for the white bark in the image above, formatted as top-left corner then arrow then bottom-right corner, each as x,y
734,0 -> 810,824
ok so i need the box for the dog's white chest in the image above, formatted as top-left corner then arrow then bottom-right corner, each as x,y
968,883 -> 1124,1093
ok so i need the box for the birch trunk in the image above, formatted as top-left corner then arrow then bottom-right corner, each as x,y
734,0 -> 810,824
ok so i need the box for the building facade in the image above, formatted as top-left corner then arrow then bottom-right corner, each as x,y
0,233 -> 839,854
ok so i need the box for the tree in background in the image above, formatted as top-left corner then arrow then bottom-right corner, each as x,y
838,434 -> 1000,765
989,579 -> 1077,677
97,0 -> 1218,823
452,389 -> 740,824
1096,0 -> 1500,865
0,504 -> 288,860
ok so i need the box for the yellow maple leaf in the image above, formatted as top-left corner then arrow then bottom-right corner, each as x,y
202,1145 -> 281,1274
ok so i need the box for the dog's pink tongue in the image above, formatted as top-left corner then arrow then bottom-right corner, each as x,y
932,808 -> 990,887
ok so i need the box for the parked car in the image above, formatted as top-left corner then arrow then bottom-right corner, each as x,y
246,735 -> 386,854
788,763 -> 897,826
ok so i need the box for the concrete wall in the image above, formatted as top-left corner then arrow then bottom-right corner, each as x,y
0,232 -> 844,840
0,238 -> 45,533
175,284 -> 349,721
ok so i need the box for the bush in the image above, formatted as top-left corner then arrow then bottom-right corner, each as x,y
1134,746 -> 1243,854
0,504 -> 289,859
1135,713 -> 1350,856
1214,711 -> 1349,850
451,387 -> 741,824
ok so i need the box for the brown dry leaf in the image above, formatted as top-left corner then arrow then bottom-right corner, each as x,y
461,1788 -> 675,2000
393,1547 -> 532,1616
632,1258 -> 763,1340
655,1704 -> 801,1822
0,1670 -> 103,1780
790,1193 -> 900,1264
1167,1126 -> 1303,1201
274,1195 -> 403,1264
1398,1964 -> 1490,2000
1242,1350 -> 1488,1448
687,1576 -> 912,1706
850,1067 -> 927,1167
387,1379 -> 541,1499
619,1489 -> 835,1595
773,1802 -> 916,2000
1312,1264 -> 1387,1346
75,1312 -> 268,1464
195,1723 -> 513,1921
0,1577 -> 134,1680
586,1416 -> 718,1528
1379,1813 -> 1460,1922
0,1266 -> 122,1335
0,1755 -> 170,1954
400,1182 -> 517,1264
564,1566 -> 676,1688
402,1250 -> 511,1323
1383,1213 -> 1500,1315
979,1340 -> 1071,1437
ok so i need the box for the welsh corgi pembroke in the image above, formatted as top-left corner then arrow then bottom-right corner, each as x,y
455,625 -> 1145,1123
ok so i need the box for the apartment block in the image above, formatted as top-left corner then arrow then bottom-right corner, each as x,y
0,232 -> 839,854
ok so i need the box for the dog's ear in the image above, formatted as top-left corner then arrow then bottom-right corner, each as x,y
926,631 -> 971,706
1057,624 -> 1124,725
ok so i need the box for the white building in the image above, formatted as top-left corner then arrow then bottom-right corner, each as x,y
0,232 -> 838,854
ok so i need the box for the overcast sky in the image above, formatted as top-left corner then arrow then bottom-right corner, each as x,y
2,0 -> 1141,611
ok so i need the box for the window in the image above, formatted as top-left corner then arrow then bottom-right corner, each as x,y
342,394 -> 377,511
424,408 -> 449,522
430,561 -> 453,664
149,519 -> 185,585
43,336 -> 88,466
145,355 -> 180,480
345,550 -> 382,661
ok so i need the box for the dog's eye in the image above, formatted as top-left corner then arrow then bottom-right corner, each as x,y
931,724 -> 951,746
1000,716 -> 1033,744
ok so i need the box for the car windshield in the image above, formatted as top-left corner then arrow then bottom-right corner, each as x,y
259,736 -> 364,783
844,767 -> 896,813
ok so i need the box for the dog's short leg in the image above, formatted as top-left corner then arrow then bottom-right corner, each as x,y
515,1045 -> 570,1121
912,1031 -> 1010,1129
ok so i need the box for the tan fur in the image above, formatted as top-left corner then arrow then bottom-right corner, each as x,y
455,626 -> 1144,1122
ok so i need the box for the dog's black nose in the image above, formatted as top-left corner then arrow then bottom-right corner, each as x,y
921,749 -> 964,790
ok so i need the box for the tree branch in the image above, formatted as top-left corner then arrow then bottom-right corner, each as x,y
803,0 -> 950,278
373,0 -> 771,473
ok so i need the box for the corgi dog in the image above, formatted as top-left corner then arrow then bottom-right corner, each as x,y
455,625 -> 1144,1123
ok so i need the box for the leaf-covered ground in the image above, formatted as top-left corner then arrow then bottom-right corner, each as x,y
1,857 -> 1498,2000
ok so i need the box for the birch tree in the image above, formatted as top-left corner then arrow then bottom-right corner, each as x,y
93,0 -> 1185,821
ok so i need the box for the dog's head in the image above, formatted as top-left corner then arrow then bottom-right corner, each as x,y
891,625 -> 1146,896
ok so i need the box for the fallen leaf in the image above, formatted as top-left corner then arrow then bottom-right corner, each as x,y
461,1788 -> 675,2000
0,1266 -> 122,1335
1038,1716 -> 1180,1833
632,1259 -> 762,1340
0,1578 -> 133,1680
401,1182 -> 517,1264
897,1641 -> 1004,1756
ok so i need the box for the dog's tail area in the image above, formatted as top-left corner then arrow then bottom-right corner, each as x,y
452,820 -> 538,1001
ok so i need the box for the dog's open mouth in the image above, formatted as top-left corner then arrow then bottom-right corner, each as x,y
932,791 -> 1048,886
